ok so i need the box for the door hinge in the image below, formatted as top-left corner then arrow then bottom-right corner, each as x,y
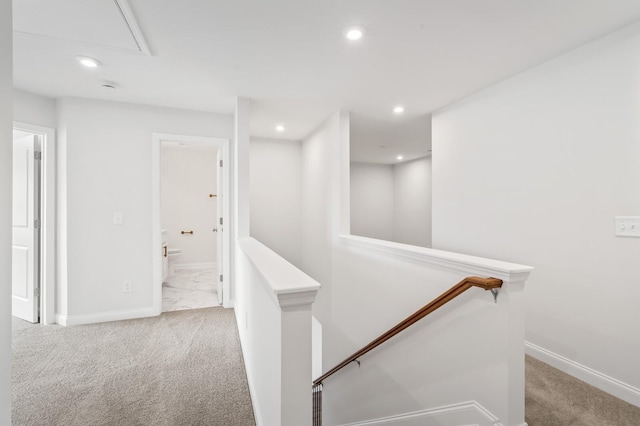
219,217 -> 223,225
219,274 -> 223,282
34,151 -> 42,161
34,219 -> 41,229
219,159 -> 223,167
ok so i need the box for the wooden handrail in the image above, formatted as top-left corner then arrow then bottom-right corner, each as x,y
312,276 -> 502,386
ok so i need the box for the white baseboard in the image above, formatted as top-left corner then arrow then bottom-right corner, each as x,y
172,262 -> 217,271
526,341 -> 640,407
55,307 -> 158,326
338,401 -> 502,426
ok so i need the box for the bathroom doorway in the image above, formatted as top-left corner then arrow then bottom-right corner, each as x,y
151,134 -> 230,314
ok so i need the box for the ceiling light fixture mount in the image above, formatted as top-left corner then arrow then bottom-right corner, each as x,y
76,55 -> 102,68
393,105 -> 405,114
275,124 -> 285,132
344,26 -> 365,41
397,155 -> 404,160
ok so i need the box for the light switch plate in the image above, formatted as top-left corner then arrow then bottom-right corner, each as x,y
615,216 -> 640,237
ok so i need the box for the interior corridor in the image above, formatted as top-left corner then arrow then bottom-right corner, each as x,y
11,308 -> 254,425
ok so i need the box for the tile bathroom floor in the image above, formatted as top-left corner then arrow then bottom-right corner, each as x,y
162,267 -> 219,312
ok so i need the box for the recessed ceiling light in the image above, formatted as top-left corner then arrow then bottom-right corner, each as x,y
397,155 -> 403,160
344,27 -> 364,41
76,56 -> 102,68
393,106 -> 405,114
275,124 -> 285,132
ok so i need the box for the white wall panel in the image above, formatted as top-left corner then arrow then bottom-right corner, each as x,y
350,162 -> 394,242
432,22 -> 640,405
13,89 -> 56,128
250,137 -> 303,268
0,1 -> 12,420
56,98 -> 233,319
393,156 -> 431,247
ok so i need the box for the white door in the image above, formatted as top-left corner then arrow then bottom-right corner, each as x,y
12,134 -> 41,323
216,150 -> 223,305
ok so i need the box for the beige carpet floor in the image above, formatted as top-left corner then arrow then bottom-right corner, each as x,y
12,307 -> 255,426
13,310 -> 640,426
526,354 -> 640,426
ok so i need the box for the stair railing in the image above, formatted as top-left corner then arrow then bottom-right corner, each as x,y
311,276 -> 503,426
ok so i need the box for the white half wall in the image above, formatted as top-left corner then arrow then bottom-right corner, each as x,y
250,137 -> 303,268
56,97 -> 232,322
432,22 -> 640,406
302,112 -> 530,426
236,238 -> 320,426
13,89 -> 56,128
0,1 -> 12,421
162,144 -> 217,266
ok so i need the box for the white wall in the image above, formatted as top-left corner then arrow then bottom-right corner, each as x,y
394,156 -> 432,247
13,89 -> 56,128
350,157 -> 432,246
432,23 -> 640,405
233,98 -> 250,307
350,162 -> 394,242
301,114 -> 340,291
56,97 -> 233,324
0,1 -> 12,421
302,113 -> 528,425
162,144 -> 217,266
250,137 -> 302,268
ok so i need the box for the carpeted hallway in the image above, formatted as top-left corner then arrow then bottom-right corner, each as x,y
12,307 -> 255,426
12,308 -> 640,425
525,355 -> 640,425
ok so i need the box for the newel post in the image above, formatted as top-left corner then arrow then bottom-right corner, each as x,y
500,270 -> 532,426
277,290 -> 319,426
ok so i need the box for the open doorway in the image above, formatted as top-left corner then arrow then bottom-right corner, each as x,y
11,122 -> 56,325
151,134 -> 230,314
161,141 -> 219,311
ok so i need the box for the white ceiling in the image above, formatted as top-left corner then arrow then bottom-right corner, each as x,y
13,0 -> 145,53
12,0 -> 640,142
